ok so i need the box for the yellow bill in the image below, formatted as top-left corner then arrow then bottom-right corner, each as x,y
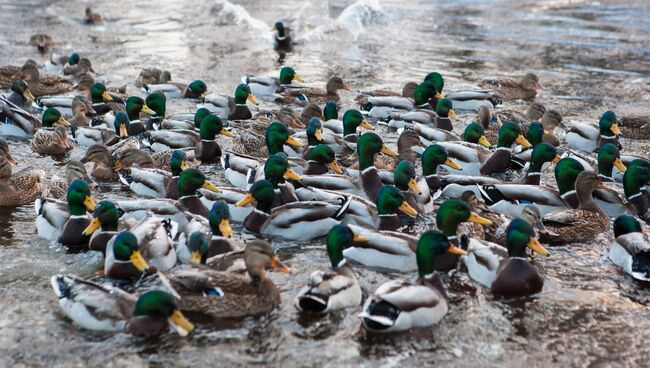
444,157 -> 462,170
314,128 -> 324,141
448,243 -> 468,256
202,181 -> 221,192
613,158 -> 627,173
219,218 -> 233,238
515,134 -> 532,148
168,309 -> 194,337
286,135 -> 304,148
434,91 -> 444,99
380,144 -> 398,157
552,155 -> 561,163
328,160 -> 343,174
283,167 -> 302,181
190,250 -> 202,265
247,93 -> 258,105
101,91 -> 113,102
270,256 -> 291,273
448,109 -> 458,121
180,161 -> 189,170
398,201 -> 418,218
407,178 -> 421,194
220,127 -> 236,138
83,195 -> 96,211
130,250 -> 150,271
527,237 -> 549,257
478,135 -> 491,148
360,120 -> 375,130
24,88 -> 36,102
119,123 -> 128,137
353,233 -> 369,243
141,104 -> 156,115
235,193 -> 256,207
82,217 -> 101,236
57,116 -> 71,127
610,123 -> 621,136
293,74 -> 304,82
469,212 -> 492,225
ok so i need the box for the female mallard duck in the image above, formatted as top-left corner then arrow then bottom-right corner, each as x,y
540,171 -> 610,245
81,144 -> 153,180
295,224 -> 363,313
0,155 -> 45,206
0,95 -> 41,137
145,80 -> 208,99
463,218 -> 549,296
0,137 -> 16,164
235,179 -> 351,240
479,121 -> 532,176
50,275 -> 194,337
15,63 -> 73,97
6,80 -> 35,108
360,230 -> 465,333
244,66 -> 303,97
623,165 -> 650,223
164,239 -> 289,318
566,110 -> 621,153
119,149 -> 189,199
609,215 -> 650,281
29,33 -> 53,52
136,68 -> 172,88
619,115 -> 650,139
30,108 -> 74,156
201,83 -> 258,120
83,200 -> 119,253
0,62 -> 26,89
47,160 -> 96,199
283,76 -> 350,105
478,73 -> 542,101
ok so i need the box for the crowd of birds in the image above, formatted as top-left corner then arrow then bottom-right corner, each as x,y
0,12 -> 649,338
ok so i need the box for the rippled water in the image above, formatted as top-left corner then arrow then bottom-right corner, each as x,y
1,0 -> 650,366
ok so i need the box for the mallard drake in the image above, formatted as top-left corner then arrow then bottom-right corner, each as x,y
393,160 -> 423,215
35,179 -> 96,247
235,179 -> 351,240
0,155 -> 45,206
200,84 -> 258,120
177,201 -> 236,264
519,143 -> 561,185
119,149 -> 189,199
370,185 -> 418,231
540,171 -> 610,245
30,108 -> 73,156
82,200 -> 119,253
50,276 -> 194,336
124,96 -> 156,125
295,224 -> 363,313
609,215 -> 650,281
244,66 -> 303,97
135,68 -> 172,88
360,230 -> 465,333
5,80 -> 35,108
478,73 -> 542,100
103,230 -> 154,280
597,143 -> 627,182
145,80 -> 208,99
283,76 -> 349,105
418,144 -> 463,195
463,122 -> 491,148
565,110 -> 621,153
272,21 -> 292,50
623,165 -> 650,223
164,239 -> 289,318
14,63 -> 73,97
47,160 -> 96,199
174,168 -> 222,218
304,144 -> 343,175
479,121 -> 532,175
322,108 -> 374,150
0,95 -> 41,137
463,218 -> 549,296
89,82 -> 125,115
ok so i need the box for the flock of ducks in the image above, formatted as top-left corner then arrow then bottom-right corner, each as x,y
0,18 -> 649,338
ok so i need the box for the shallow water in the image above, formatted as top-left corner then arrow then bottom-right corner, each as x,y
1,0 -> 650,367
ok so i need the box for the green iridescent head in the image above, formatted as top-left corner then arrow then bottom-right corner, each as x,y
187,231 -> 209,264
42,108 -> 68,128
505,218 -> 548,257
323,101 -> 338,121
629,159 -> 650,171
598,143 -> 626,177
234,84 -> 256,105
185,80 -> 207,98
193,108 -> 211,129
200,114 -> 228,140
416,230 -> 458,277
613,215 -> 642,238
113,112 -> 130,137
463,122 -> 489,147
90,200 -> 119,232
273,21 -> 286,37
598,110 -> 620,136
67,53 -> 80,65
265,121 -> 302,154
125,96 -> 155,121
342,109 -> 372,136
208,200 -> 232,238
357,132 -> 394,170
326,224 -> 357,268
497,121 -> 530,148
306,117 -> 323,146
67,179 -> 95,216
307,144 -> 336,164
526,122 -> 545,147
133,290 -> 181,319
177,168 -> 219,197
112,231 -> 143,263
90,83 -> 111,104
145,92 -> 166,117
393,161 -> 417,192
170,150 -> 188,176
554,157 -> 585,194
413,81 -> 437,106
435,98 -> 455,119
529,143 -> 559,172
279,67 -> 302,85
623,165 -> 650,198
436,199 -> 471,236
243,179 -> 275,213
376,185 -> 417,218
424,72 -> 444,93
264,152 -> 300,187
421,144 -> 460,176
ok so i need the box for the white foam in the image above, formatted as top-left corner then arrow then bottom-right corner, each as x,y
214,0 -> 274,45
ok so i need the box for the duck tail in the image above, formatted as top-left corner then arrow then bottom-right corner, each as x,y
333,195 -> 352,220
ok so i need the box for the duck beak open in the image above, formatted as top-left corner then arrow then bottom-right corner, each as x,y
478,135 -> 491,148
328,160 -> 343,174
141,104 -> 156,115
101,91 -> 113,102
168,309 -> 194,337
57,116 -> 71,127
235,194 -> 256,207
82,217 -> 101,236
408,178 -> 421,194
398,201 -> 418,218
516,134 -> 532,148
270,256 -> 291,273
527,237 -> 549,257
448,243 -> 468,256
220,127 -> 236,138
24,88 -> 36,102
201,181 -> 221,192
286,135 -> 304,148
219,218 -> 233,238
314,128 -> 324,141
130,250 -> 150,271
83,195 -> 96,211
247,93 -> 258,106
444,157 -> 462,170
610,123 -> 621,136
469,212 -> 492,225
180,161 -> 189,170
360,120 -> 375,130
293,74 -> 304,82
380,144 -> 398,157
283,167 -> 302,181
353,233 -> 369,243
119,123 -> 128,137
552,155 -> 561,163
448,109 -> 458,121
190,250 -> 202,265
613,158 -> 627,173
435,91 -> 444,99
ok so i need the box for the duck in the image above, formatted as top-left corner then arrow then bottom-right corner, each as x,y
596,143 -> 627,182
124,96 -> 157,129
89,82 -> 125,115
0,95 -> 41,137
35,179 -> 96,247
176,168 -> 222,217
121,216 -> 178,271
176,201 -> 236,264
565,110 -> 621,153
103,230 -> 154,281
163,239 -> 290,318
47,160 -> 96,199
119,149 -> 189,199
29,33 -> 53,52
30,108 -> 74,156
0,61 -> 28,89
0,137 -> 16,164
84,6 -> 103,23
432,98 -> 459,131
235,179 -> 351,240
479,121 -> 532,176
81,144 -> 153,180
463,217 -> 549,296
478,73 -> 542,100
393,160 -> 423,215
418,144 -> 463,195
83,200 -> 119,253
540,171 -> 610,245
623,165 -> 650,223
14,62 -> 73,97
50,276 -> 194,337
0,155 -> 46,206
359,230 -> 465,333
619,115 -> 650,140
518,143 -> 561,185
244,66 -> 303,97
145,79 -> 208,99
135,68 -> 172,88
322,108 -> 375,150
283,76 -> 350,105
200,83 -> 258,120
303,144 -> 344,175
5,80 -> 35,108
272,21 -> 292,50
295,224 -> 363,313
462,122 -> 492,148
609,215 -> 650,281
